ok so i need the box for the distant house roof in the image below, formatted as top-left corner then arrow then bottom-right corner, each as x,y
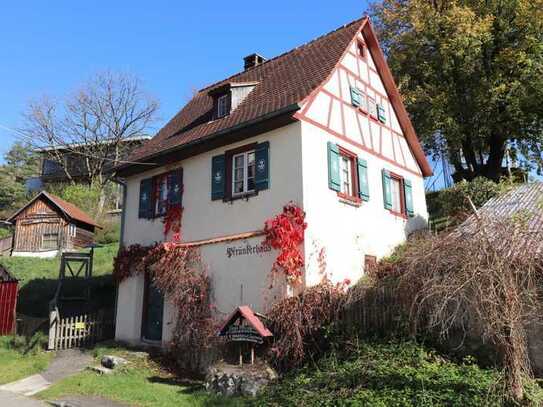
218,305 -> 273,338
35,135 -> 151,153
7,191 -> 101,229
117,17 -> 431,178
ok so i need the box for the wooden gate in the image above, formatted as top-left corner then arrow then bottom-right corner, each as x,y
0,266 -> 18,335
48,308 -> 111,350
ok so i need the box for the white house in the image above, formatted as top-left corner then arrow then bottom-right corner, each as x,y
113,16 -> 432,346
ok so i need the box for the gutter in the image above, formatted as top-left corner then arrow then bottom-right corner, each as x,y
116,102 -> 301,173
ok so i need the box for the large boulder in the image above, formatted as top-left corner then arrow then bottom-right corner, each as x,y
101,355 -> 128,369
205,361 -> 278,397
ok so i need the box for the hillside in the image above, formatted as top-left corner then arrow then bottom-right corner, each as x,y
0,243 -> 118,317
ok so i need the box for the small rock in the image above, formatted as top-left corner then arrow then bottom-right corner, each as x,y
88,365 -> 114,375
101,355 -> 128,369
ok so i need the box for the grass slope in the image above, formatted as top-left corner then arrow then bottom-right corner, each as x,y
0,335 -> 53,385
0,243 -> 118,317
37,344 -> 244,407
36,340 -> 529,407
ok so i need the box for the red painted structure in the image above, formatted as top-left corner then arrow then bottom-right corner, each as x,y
0,265 -> 18,335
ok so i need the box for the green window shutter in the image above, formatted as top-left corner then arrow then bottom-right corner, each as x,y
404,179 -> 414,217
382,169 -> 393,210
350,87 -> 361,107
254,141 -> 270,191
377,104 -> 387,123
138,178 -> 153,219
211,155 -> 226,201
167,168 -> 183,206
357,157 -> 369,201
327,142 -> 341,192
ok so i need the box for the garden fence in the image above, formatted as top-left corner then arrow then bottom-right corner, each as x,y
340,285 -> 404,337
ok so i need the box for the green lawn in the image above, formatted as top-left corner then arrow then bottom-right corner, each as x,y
37,344 -> 245,407
0,243 -> 118,317
0,335 -> 54,385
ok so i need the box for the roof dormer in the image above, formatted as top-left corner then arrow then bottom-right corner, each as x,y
209,81 -> 259,120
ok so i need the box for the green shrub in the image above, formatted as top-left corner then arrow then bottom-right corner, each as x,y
429,177 -> 513,220
95,220 -> 120,244
254,340 -> 532,407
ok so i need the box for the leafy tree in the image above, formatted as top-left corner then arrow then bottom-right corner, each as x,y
2,142 -> 39,183
371,0 -> 543,181
0,142 -> 37,216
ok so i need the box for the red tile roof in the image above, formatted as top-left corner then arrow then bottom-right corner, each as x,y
119,17 -> 366,168
119,16 -> 431,177
8,191 -> 101,229
219,305 -> 273,338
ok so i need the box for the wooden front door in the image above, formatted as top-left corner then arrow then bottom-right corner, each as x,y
142,273 -> 164,342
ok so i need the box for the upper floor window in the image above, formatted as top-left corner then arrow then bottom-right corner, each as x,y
138,169 -> 183,219
357,40 -> 366,59
381,169 -> 414,218
211,141 -> 270,201
327,142 -> 369,203
217,94 -> 230,118
154,174 -> 169,217
232,150 -> 256,196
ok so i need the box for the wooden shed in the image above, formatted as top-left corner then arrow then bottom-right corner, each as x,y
7,191 -> 101,258
0,264 -> 17,335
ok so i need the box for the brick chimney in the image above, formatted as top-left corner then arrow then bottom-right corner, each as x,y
243,53 -> 267,70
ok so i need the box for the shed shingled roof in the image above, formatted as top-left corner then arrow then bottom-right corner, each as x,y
118,17 -> 431,177
7,191 -> 101,229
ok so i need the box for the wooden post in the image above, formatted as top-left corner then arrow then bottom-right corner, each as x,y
48,307 -> 58,351
239,344 -> 243,367
251,345 -> 254,365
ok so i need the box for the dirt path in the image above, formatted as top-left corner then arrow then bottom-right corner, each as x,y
0,349 -> 92,396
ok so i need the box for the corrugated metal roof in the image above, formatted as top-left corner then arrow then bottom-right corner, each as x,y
457,182 -> 543,253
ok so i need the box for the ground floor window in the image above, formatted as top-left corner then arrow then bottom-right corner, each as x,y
42,233 -> 59,250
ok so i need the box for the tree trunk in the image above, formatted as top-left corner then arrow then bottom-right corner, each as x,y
501,328 -> 528,402
483,133 -> 505,181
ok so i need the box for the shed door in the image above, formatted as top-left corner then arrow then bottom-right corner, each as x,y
142,273 -> 164,342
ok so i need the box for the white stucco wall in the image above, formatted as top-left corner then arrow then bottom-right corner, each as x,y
300,121 -> 428,288
116,122 -> 303,345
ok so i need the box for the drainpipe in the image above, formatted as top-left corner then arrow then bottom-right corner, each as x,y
111,177 -> 127,334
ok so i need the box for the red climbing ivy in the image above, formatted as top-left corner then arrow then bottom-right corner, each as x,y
113,243 -> 216,372
264,202 -> 307,284
163,205 -> 183,242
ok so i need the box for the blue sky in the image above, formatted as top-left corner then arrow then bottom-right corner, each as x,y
0,1 -> 371,160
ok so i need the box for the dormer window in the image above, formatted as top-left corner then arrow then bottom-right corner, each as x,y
217,94 -> 230,118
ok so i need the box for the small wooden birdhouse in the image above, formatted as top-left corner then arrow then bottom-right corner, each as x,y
218,305 -> 272,366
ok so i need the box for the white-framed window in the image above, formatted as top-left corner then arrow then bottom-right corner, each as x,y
232,150 -> 256,196
217,94 -> 229,118
155,175 -> 169,216
340,155 -> 353,196
68,224 -> 77,238
368,97 -> 377,118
